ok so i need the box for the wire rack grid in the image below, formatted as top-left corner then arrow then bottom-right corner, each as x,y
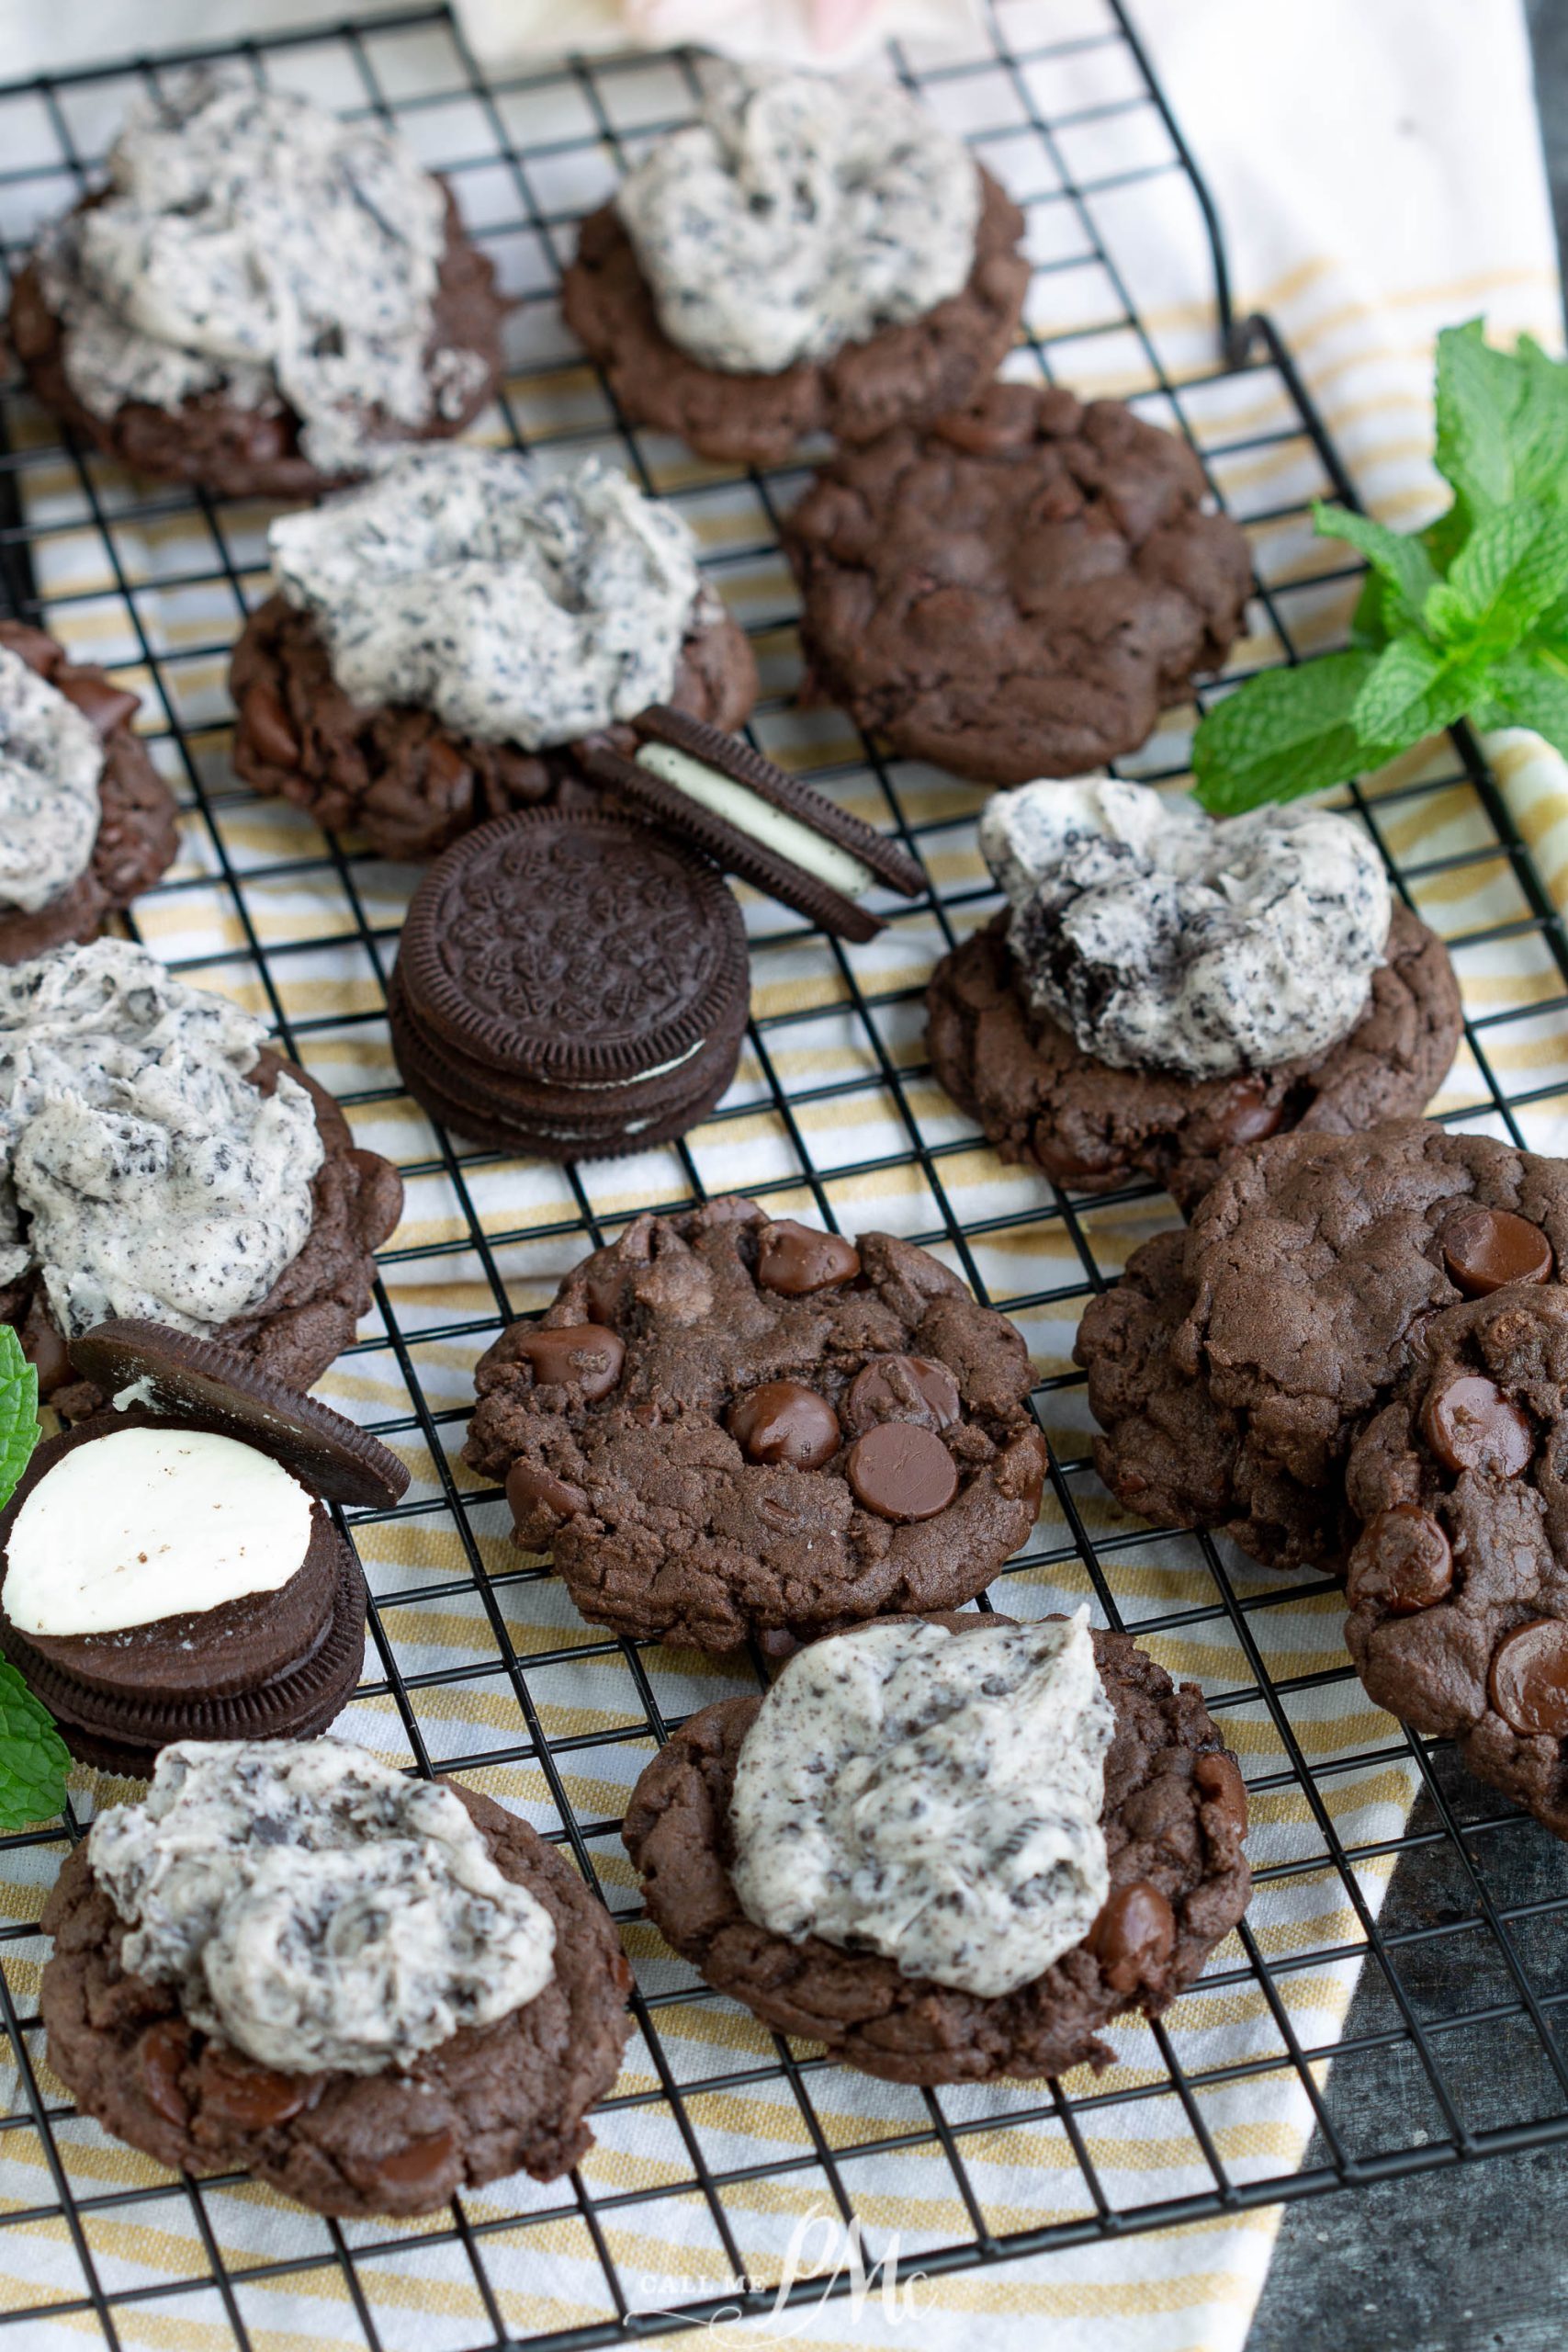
0,4 -> 1564,2346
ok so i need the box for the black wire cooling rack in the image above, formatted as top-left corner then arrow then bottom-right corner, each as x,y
1,4 -> 1567,2346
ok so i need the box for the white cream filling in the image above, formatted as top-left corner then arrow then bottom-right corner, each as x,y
5,1426 -> 314,1636
636,743 -> 872,900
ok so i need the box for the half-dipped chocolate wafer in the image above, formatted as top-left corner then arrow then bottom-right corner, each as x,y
584,706 -> 924,944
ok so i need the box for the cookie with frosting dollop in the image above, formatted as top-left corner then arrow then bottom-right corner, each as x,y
561,63 -> 1029,468
927,778 -> 1461,1206
9,73 -> 505,498
624,1611 -> 1250,2084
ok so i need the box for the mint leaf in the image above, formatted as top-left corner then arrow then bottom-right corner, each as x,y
1351,637 -> 1494,747
1434,320 -> 1568,516
0,1660 -> 68,1831
1432,504 -> 1568,646
1191,650 -> 1377,813
1481,650 -> 1568,754
0,1327 -> 38,1517
1314,502 -> 1438,631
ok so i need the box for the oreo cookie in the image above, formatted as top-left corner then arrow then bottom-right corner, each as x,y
390,808 -> 750,1161
585,707 -> 924,944
0,1321 -> 404,1773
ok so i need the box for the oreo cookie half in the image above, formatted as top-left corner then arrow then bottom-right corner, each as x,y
586,706 -> 925,944
68,1318 -> 410,1510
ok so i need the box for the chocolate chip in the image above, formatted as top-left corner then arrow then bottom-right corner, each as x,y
56,670 -> 141,740
515,1324 -> 625,1399
424,737 -> 472,811
372,2126 -> 457,2189
139,2019 -> 192,2128
1030,1134 -> 1111,1188
845,1421 -> 958,1521
197,2045 -> 315,2129
241,681 -> 301,771
1488,1617 -> 1568,1737
1089,1881 -> 1175,1996
755,1220 -> 861,1297
728,1381 -> 840,1470
1193,1751 -> 1248,1838
506,1458 -> 588,1525
1441,1204 -> 1553,1297
1192,1080 -> 1284,1155
21,1314 -> 72,1397
845,1353 -> 961,1433
1421,1374 -> 1533,1476
1347,1504 -> 1455,1614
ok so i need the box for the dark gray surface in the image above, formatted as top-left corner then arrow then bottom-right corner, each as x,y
1246,24 -> 1568,2351
1527,0 -> 1568,292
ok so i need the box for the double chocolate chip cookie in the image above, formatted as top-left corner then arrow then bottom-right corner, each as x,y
465,1198 -> 1048,1649
624,1611 -> 1250,2084
785,383 -> 1254,784
1075,1122 -> 1568,1572
1345,1279 -> 1568,1840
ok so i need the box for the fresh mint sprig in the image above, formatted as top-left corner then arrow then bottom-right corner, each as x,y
0,1326 -> 69,1832
1193,320 -> 1568,815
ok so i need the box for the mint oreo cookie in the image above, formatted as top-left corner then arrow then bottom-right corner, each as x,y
0,1320 -> 404,1771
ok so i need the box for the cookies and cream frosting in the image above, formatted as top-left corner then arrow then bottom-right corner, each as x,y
0,939 -> 323,1340
4,1428 -> 314,1637
270,448 -> 705,748
38,73 -> 485,479
980,777 -> 1393,1081
614,62 -> 981,376
728,1612 -> 1113,1997
89,1740 -> 557,2075
0,647 -> 103,915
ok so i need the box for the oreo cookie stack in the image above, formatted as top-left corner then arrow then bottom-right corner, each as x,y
389,807 -> 752,1160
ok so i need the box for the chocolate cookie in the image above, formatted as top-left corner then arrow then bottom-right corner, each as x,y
927,900 -> 1462,1210
1344,1280 -> 1568,1838
0,621 -> 178,958
1076,1123 -> 1568,1571
465,1197 -> 1049,1649
40,1784 -> 631,2217
7,1050 -> 404,1419
560,170 -> 1029,472
231,591 -> 758,864
389,809 -> 750,1159
785,382 -> 1254,784
623,1613 -> 1249,2083
10,190 -> 503,503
